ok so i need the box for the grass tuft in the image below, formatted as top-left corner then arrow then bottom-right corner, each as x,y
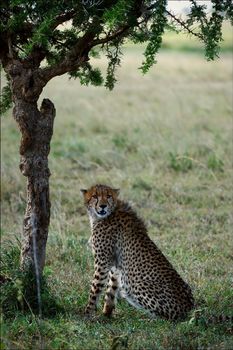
168,152 -> 193,172
207,154 -> 224,172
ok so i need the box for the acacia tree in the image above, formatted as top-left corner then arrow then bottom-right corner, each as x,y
0,0 -> 232,277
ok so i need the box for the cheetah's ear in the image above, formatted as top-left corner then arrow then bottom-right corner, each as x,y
113,189 -> 120,196
80,189 -> 87,197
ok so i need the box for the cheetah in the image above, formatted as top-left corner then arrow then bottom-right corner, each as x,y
81,184 -> 194,320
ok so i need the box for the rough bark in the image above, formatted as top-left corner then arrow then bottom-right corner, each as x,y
15,98 -> 55,274
20,100 -> 55,274
7,61 -> 56,275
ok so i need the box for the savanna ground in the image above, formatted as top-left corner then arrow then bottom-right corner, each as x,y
1,24 -> 233,350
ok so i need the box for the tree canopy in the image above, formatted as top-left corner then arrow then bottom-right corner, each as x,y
0,0 -> 232,112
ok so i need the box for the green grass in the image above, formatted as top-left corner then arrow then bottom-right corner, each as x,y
1,39 -> 233,349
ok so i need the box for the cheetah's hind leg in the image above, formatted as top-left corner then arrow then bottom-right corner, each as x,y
103,268 -> 119,317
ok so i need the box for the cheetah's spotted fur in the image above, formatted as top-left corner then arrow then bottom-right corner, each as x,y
81,184 -> 194,320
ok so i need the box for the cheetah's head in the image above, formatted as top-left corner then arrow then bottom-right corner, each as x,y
80,184 -> 120,220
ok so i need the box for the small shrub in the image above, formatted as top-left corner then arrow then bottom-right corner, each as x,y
168,152 -> 193,172
207,154 -> 224,172
112,133 -> 128,149
112,133 -> 137,153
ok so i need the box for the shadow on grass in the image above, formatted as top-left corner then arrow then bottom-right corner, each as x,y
0,241 -> 65,319
0,241 -> 105,324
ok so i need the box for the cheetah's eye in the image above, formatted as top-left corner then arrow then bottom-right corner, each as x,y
107,195 -> 112,199
92,194 -> 98,199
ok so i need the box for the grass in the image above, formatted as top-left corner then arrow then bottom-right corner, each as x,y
1,28 -> 233,349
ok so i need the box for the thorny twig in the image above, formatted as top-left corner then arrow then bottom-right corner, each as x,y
165,9 -> 204,40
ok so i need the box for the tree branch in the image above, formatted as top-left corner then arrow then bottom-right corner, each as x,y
39,22 -> 101,83
90,25 -> 130,47
165,9 -> 203,40
52,9 -> 76,29
143,0 -> 205,40
23,10 -> 77,67
38,3 -> 143,82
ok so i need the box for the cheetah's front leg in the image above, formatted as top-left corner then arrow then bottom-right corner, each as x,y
85,264 -> 109,316
103,268 -> 119,317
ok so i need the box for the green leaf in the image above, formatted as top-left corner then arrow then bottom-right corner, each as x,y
140,0 -> 167,74
69,65 -> 104,87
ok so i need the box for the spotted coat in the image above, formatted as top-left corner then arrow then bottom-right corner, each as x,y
81,184 -> 194,320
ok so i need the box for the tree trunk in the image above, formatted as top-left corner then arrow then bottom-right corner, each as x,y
13,97 -> 55,276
